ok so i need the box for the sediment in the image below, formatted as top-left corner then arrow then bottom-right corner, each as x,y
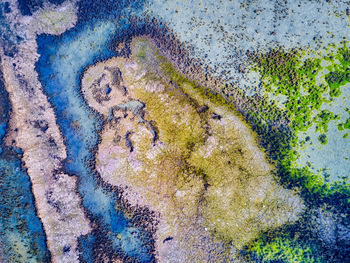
81,36 -> 305,262
0,1 -> 90,262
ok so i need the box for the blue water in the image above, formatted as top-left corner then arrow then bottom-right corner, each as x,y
76,0 -> 146,23
0,123 -> 6,141
17,0 -> 65,16
0,75 -> 50,262
36,9 -> 155,263
0,149 -> 51,263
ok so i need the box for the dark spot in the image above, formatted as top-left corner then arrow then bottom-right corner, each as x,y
63,245 -> 71,253
105,85 -> 112,95
4,2 -> 11,13
33,120 -> 49,133
197,105 -> 209,113
204,182 -> 211,190
121,86 -> 128,96
318,134 -> 328,144
16,35 -> 23,42
163,236 -> 173,243
125,131 -> 133,152
48,137 -> 57,147
147,121 -> 158,144
113,135 -> 121,144
211,112 -> 222,120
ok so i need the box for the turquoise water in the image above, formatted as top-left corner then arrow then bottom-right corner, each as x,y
36,15 -> 155,263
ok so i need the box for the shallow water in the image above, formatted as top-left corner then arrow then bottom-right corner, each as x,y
147,0 -> 349,82
36,17 -> 154,263
0,76 -> 50,263
0,0 -> 348,261
146,0 -> 350,183
297,82 -> 350,181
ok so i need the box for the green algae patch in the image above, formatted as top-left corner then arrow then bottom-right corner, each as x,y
325,44 -> 350,96
251,43 -> 350,134
325,70 -> 350,97
251,48 -> 323,131
318,134 -> 328,145
315,110 -> 339,134
247,43 -> 350,262
249,43 -> 350,188
340,108 -> 350,131
248,233 -> 325,263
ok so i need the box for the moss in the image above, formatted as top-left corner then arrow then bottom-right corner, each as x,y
248,234 -> 325,263
344,119 -> 350,130
337,108 -> 350,131
336,43 -> 350,68
317,134 -> 328,145
338,123 -> 344,131
246,43 -> 350,262
251,43 -> 350,135
325,70 -> 350,97
315,110 -> 338,133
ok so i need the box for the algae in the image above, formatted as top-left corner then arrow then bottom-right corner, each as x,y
246,42 -> 350,262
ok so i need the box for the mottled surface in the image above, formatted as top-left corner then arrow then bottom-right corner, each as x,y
83,38 -> 304,261
0,0 -> 349,262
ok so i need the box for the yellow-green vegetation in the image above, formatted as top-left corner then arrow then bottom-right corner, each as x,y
251,43 -> 350,133
119,38 -> 304,249
338,108 -> 350,131
118,38 -> 350,262
248,234 -> 325,263
245,43 -> 350,262
325,44 -> 350,97
248,43 -> 350,198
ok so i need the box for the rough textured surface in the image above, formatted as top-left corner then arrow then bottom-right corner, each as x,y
0,0 -> 349,262
0,1 -> 89,262
82,37 -> 304,261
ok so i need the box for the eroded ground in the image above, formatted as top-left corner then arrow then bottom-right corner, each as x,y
81,37 -> 304,262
